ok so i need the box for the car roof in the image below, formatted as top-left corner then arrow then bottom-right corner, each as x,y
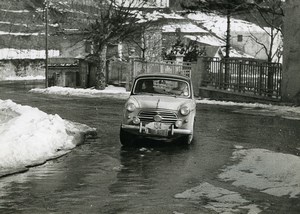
135,73 -> 191,82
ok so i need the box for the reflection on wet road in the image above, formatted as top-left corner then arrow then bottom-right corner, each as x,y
0,81 -> 300,213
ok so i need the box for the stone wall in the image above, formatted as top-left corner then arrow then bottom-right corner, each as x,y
282,0 -> 300,104
0,59 -> 45,80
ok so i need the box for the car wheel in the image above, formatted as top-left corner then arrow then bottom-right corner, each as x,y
119,128 -> 136,147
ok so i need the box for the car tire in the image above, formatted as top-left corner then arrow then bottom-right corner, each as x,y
119,128 -> 136,147
181,134 -> 193,145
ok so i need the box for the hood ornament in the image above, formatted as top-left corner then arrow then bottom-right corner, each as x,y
154,114 -> 163,122
156,98 -> 160,109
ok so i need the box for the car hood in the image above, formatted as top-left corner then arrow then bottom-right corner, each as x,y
131,95 -> 193,111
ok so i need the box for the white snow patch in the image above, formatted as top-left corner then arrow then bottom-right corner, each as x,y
0,9 -> 30,13
0,31 -> 42,36
137,10 -> 184,23
162,23 -> 207,33
234,145 -> 244,150
175,182 -> 261,213
187,12 -> 266,39
184,34 -> 225,47
0,48 -> 60,59
5,75 -> 45,81
0,99 -> 95,176
219,148 -> 300,198
30,85 -> 130,99
197,99 -> 300,120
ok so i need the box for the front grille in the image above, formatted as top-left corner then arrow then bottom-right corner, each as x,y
138,110 -> 178,124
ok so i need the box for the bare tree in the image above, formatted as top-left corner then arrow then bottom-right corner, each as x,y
83,0 -> 149,89
180,0 -> 255,58
127,25 -> 163,61
248,0 -> 284,96
180,0 -> 255,88
180,0 -> 283,94
249,0 -> 283,63
25,0 -> 149,89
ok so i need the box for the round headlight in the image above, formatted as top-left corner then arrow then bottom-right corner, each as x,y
132,116 -> 140,124
175,120 -> 183,128
180,106 -> 190,116
126,103 -> 136,112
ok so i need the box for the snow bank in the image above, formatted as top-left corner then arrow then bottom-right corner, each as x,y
198,99 -> 300,120
0,48 -> 59,59
30,85 -> 130,99
219,147 -> 300,198
0,99 -> 96,177
5,75 -> 45,81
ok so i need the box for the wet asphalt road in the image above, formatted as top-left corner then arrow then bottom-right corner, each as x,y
0,81 -> 300,214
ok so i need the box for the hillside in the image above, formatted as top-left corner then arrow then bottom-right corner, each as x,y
0,0 -> 96,59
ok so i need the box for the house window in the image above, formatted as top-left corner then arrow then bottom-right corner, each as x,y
237,35 -> 243,42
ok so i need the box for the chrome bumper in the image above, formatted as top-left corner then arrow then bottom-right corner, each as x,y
121,124 -> 192,135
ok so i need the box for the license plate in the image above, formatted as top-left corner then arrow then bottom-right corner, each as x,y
154,122 -> 161,129
145,122 -> 169,136
146,128 -> 168,136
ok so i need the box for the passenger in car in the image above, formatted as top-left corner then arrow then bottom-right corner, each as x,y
142,80 -> 155,93
172,81 -> 188,96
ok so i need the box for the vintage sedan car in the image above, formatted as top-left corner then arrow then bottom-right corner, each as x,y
120,73 -> 196,146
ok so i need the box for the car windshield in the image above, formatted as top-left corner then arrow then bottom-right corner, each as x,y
133,78 -> 190,97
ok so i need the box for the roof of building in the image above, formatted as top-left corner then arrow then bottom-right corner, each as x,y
162,22 -> 207,33
184,35 -> 225,46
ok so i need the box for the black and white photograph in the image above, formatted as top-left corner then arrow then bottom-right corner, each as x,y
0,0 -> 299,213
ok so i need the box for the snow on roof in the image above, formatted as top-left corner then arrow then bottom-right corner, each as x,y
0,48 -> 60,60
137,10 -> 184,23
162,22 -> 207,33
222,47 -> 255,58
118,0 -> 169,8
184,35 -> 225,46
0,9 -> 30,13
0,31 -> 42,36
183,35 -> 253,58
187,12 -> 266,39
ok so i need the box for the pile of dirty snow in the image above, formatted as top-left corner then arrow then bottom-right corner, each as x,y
0,99 -> 96,177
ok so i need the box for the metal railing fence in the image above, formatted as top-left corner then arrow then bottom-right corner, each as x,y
202,58 -> 282,99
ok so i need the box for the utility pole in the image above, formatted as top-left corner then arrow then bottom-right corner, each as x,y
45,0 -> 49,88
